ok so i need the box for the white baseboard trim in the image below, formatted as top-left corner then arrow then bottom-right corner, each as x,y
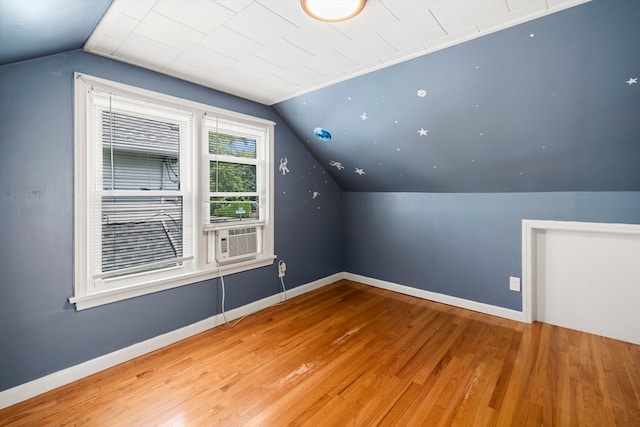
344,273 -> 526,323
0,272 -> 342,410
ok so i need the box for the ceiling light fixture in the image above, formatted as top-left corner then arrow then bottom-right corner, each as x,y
301,0 -> 367,22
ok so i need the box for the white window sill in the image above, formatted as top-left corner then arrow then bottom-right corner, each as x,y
69,255 -> 276,310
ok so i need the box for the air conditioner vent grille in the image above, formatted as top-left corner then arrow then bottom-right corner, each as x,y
216,227 -> 258,263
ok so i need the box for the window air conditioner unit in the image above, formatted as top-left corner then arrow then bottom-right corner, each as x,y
215,227 -> 258,263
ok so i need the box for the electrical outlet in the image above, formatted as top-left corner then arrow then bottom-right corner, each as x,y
509,276 -> 521,292
278,261 -> 286,278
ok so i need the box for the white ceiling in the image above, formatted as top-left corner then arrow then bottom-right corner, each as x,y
85,0 -> 590,105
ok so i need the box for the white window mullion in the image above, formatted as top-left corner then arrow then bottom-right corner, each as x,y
207,155 -> 258,166
209,192 -> 258,198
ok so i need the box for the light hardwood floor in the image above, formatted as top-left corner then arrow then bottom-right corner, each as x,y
2,280 -> 639,426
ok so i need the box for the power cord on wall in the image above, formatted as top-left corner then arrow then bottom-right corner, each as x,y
217,263 -> 247,328
217,259 -> 289,327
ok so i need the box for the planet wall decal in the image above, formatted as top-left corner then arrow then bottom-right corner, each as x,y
314,127 -> 332,141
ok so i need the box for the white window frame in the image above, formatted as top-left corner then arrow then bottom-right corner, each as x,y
71,73 -> 275,310
202,117 -> 272,263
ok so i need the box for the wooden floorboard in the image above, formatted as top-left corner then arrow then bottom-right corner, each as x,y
2,279 -> 639,426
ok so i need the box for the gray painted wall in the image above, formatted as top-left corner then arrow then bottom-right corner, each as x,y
0,50 -> 344,391
344,191 -> 640,311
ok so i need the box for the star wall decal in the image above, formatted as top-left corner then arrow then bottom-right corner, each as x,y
626,77 -> 637,85
418,128 -> 428,136
355,168 -> 366,175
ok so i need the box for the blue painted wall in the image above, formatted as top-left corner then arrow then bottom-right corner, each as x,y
0,50 -> 343,391
344,191 -> 640,311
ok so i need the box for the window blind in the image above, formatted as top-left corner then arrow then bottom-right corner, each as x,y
88,90 -> 193,279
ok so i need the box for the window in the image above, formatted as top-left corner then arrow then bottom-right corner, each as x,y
90,90 -> 194,281
206,118 -> 264,225
72,74 -> 274,310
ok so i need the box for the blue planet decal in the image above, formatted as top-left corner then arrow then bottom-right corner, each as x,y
314,127 -> 332,141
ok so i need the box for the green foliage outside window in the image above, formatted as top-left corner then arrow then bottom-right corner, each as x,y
210,161 -> 256,193
209,131 -> 259,223
209,197 -> 258,222
209,131 -> 256,158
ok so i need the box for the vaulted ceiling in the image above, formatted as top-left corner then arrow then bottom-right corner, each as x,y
2,0 -> 638,193
0,0 -> 111,65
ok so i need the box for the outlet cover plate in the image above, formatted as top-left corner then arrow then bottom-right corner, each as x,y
509,276 -> 521,292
